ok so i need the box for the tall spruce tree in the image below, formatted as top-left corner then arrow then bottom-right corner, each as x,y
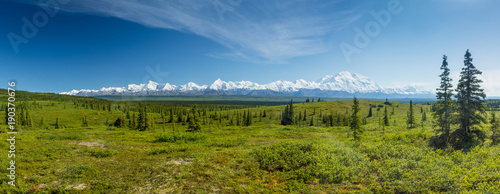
367,106 -> 373,118
188,105 -> 202,132
455,50 -> 486,134
350,97 -> 362,140
383,106 -> 389,126
433,55 -> 454,147
407,100 -> 416,128
280,99 -> 294,125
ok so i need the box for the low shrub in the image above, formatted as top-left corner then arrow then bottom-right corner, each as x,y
85,149 -> 117,158
149,145 -> 190,155
209,138 -> 246,148
38,133 -> 83,140
154,132 -> 207,143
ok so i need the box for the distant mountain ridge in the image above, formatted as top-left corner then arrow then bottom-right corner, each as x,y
60,71 -> 435,98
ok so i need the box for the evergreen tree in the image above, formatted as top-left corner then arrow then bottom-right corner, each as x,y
303,110 -> 307,121
82,116 -> 89,127
188,105 -> 202,132
433,55 -> 454,147
55,118 -> 60,129
147,113 -> 154,130
280,99 -> 294,125
244,109 -> 252,126
422,111 -> 427,121
131,112 -> 136,129
309,116 -> 314,126
367,107 -> 373,118
169,108 -> 174,123
350,97 -> 362,140
137,106 -> 145,130
407,100 -> 416,128
114,115 -> 125,128
306,98 -> 310,103
383,106 -> 389,126
456,50 -> 486,134
317,98 -> 321,102
263,110 -> 267,117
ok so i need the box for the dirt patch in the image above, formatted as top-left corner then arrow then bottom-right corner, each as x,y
66,183 -> 88,190
166,158 -> 192,165
73,141 -> 106,149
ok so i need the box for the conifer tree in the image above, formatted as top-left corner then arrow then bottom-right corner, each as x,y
82,116 -> 89,127
188,105 -> 202,132
367,106 -> 373,118
131,112 -> 136,129
114,115 -> 125,128
244,109 -> 252,126
456,50 -> 486,134
55,118 -> 60,129
280,99 -> 294,125
350,97 -> 362,140
170,108 -> 175,123
433,55 -> 454,146
407,100 -> 416,128
383,106 -> 389,126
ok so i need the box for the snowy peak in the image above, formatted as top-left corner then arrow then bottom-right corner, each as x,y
180,82 -> 207,91
60,72 -> 434,98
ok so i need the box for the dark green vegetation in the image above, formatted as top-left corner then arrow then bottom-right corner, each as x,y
0,88 -> 499,193
432,50 -> 490,151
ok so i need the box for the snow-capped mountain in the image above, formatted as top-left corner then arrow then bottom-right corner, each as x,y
60,71 -> 434,98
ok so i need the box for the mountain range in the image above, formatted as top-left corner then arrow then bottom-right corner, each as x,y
60,71 -> 435,98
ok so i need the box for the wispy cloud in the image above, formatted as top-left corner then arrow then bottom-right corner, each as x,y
22,0 -> 362,63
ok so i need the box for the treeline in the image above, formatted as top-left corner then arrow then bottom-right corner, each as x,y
280,99 -> 361,127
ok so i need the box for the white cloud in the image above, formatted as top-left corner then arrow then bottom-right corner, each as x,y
480,69 -> 500,97
25,0 -> 361,63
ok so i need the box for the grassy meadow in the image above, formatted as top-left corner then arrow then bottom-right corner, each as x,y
0,91 -> 499,193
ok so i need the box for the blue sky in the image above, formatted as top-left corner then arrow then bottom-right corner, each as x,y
1,0 -> 500,96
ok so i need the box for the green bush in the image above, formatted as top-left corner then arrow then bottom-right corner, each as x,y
85,149 -> 118,158
154,132 -> 207,143
149,145 -> 190,155
38,133 -> 83,140
209,138 -> 246,148
61,164 -> 95,178
253,141 -> 367,184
